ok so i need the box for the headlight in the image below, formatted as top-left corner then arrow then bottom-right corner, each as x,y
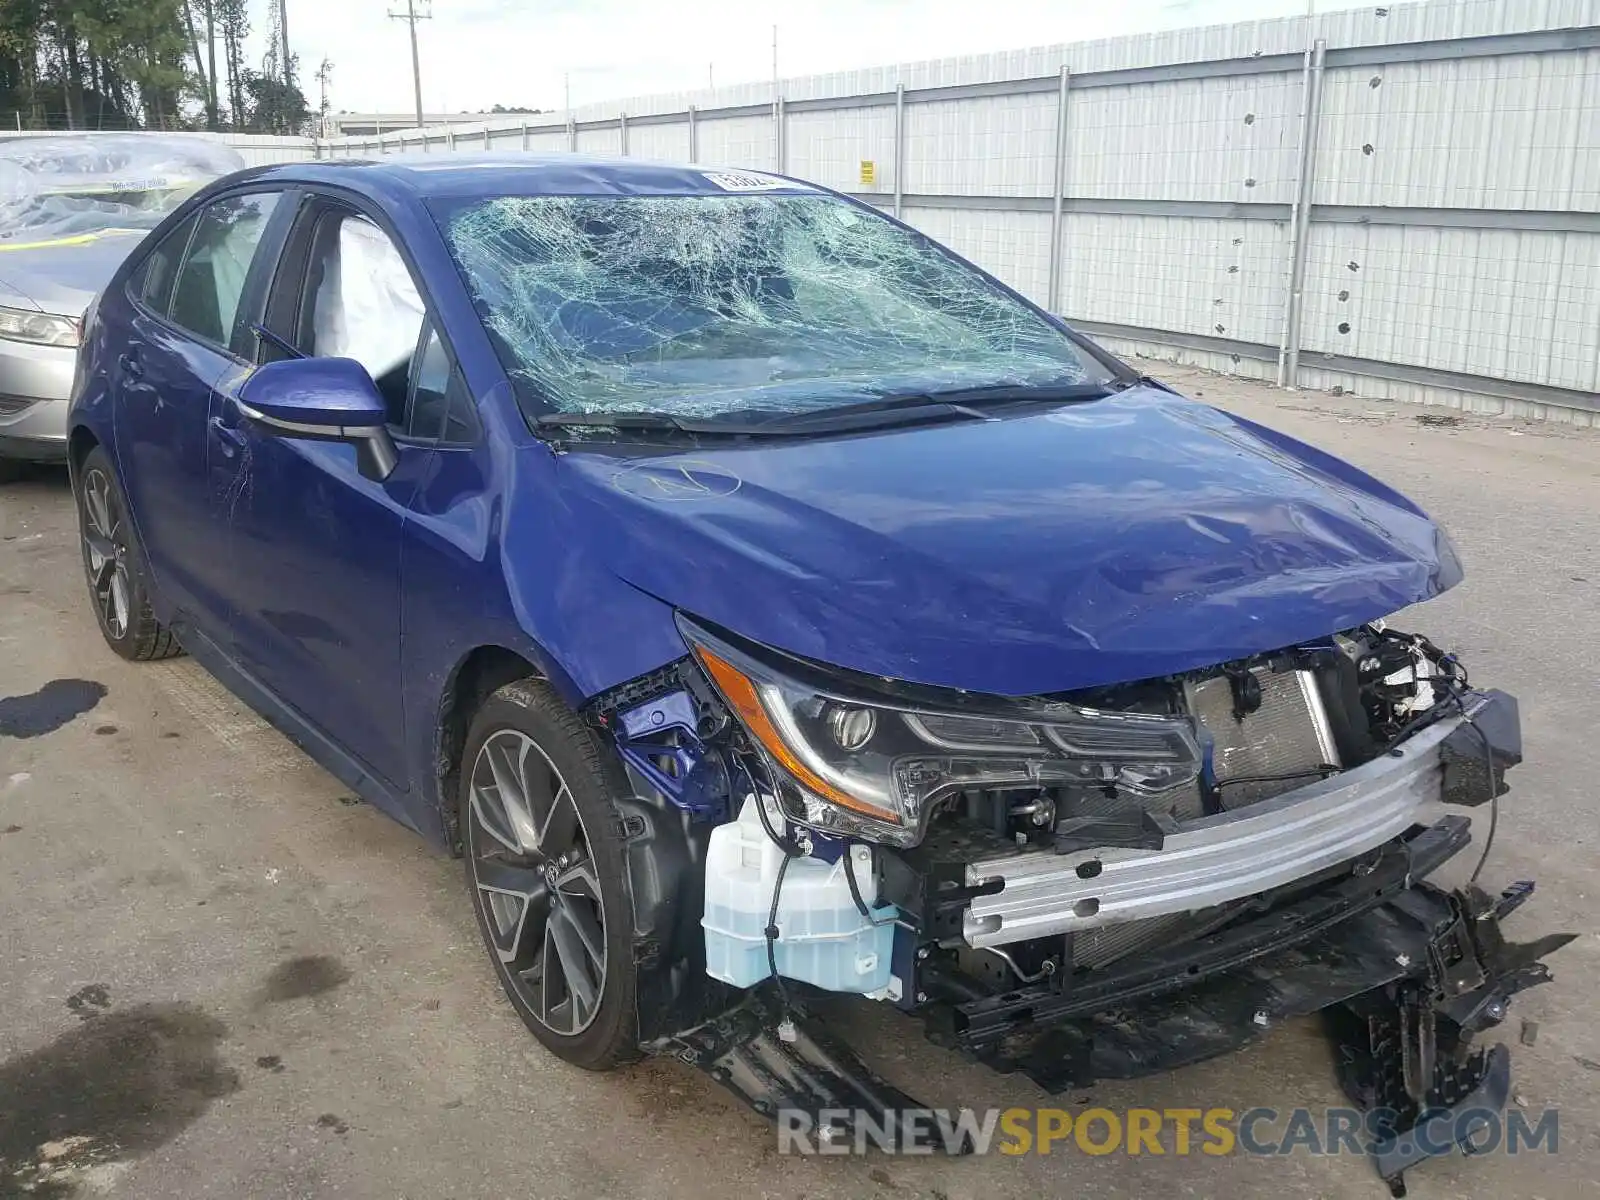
0,305 -> 81,348
681,620 -> 1200,846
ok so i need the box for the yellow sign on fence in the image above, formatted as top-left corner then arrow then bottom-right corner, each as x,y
859,160 -> 877,186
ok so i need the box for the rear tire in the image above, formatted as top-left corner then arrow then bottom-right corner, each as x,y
74,446 -> 184,661
460,678 -> 640,1070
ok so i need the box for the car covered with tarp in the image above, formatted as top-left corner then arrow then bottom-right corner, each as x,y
1,134 -> 244,472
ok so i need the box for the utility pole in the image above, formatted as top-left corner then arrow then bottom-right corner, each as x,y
279,0 -> 292,87
315,57 -> 333,138
388,0 -> 431,129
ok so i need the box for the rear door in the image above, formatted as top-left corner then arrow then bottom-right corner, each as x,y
210,194 -> 456,793
113,188 -> 291,635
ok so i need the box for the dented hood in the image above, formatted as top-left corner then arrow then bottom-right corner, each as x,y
554,385 -> 1461,696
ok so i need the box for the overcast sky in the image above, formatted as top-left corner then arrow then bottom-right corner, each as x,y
252,0 -> 1351,116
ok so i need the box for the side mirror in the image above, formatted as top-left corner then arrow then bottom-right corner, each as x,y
236,357 -> 399,481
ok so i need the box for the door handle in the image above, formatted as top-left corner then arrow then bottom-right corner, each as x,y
117,351 -> 143,379
209,415 -> 248,457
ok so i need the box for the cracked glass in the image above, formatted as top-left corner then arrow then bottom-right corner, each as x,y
436,193 -> 1109,419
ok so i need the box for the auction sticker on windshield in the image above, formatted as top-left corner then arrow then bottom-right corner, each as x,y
702,171 -> 805,192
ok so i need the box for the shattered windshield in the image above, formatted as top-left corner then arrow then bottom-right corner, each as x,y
436,192 -> 1110,419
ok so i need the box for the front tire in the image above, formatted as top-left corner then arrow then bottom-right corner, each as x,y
74,446 -> 184,661
460,678 -> 639,1070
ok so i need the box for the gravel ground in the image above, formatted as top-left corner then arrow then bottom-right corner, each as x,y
2,369 -> 1596,1199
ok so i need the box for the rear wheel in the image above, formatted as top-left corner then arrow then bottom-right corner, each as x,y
74,446 -> 183,661
460,679 -> 639,1070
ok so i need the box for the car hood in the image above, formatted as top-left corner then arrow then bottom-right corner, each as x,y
0,230 -> 141,315
553,385 -> 1462,696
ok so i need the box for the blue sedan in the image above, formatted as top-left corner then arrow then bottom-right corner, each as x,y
68,154 -> 1562,1165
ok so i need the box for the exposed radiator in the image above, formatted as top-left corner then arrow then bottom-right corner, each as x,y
1186,668 -> 1341,807
1071,903 -> 1241,970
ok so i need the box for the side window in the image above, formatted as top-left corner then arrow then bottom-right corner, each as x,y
133,212 -> 199,315
297,212 -> 425,430
169,192 -> 281,347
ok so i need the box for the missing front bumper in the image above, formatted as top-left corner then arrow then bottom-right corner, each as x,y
961,695 -> 1497,948
658,826 -> 1570,1191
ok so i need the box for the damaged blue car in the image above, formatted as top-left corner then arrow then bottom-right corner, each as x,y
68,155 -> 1568,1190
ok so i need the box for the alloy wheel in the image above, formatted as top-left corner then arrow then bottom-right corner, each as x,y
80,468 -> 131,640
467,729 -> 608,1036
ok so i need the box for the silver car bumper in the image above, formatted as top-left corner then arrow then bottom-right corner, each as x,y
0,337 -> 73,460
962,703 -> 1477,949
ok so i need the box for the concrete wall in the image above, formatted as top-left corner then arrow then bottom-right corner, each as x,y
304,1 -> 1600,424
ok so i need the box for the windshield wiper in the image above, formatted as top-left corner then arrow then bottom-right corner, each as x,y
532,378 -> 1138,441
535,398 -> 988,438
883,379 -> 1129,407
535,410 -> 716,433
737,393 -> 995,434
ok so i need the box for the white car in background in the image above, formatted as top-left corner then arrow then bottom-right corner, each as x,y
0,134 -> 244,479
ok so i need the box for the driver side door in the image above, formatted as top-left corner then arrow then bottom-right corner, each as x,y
211,196 -> 451,798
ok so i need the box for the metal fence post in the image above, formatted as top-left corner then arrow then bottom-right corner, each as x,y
774,96 -> 785,172
620,112 -> 629,156
1278,38 -> 1327,389
893,83 -> 905,219
1047,66 -> 1070,314
520,119 -> 529,150
568,116 -> 577,153
688,105 -> 698,162
484,126 -> 492,150
446,128 -> 455,152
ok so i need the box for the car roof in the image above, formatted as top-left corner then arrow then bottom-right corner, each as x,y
234,154 -> 821,204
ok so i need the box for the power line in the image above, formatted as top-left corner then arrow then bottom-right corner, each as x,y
387,0 -> 432,130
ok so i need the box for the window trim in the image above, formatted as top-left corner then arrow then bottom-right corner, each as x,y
405,318 -> 480,448
126,184 -> 299,363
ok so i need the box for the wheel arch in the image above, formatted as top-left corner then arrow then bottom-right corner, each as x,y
433,644 -> 548,854
67,422 -> 101,480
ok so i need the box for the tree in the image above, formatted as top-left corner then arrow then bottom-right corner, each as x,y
217,0 -> 246,128
180,0 -> 218,130
4,0 -> 194,130
240,58 -> 310,135
0,0 -> 44,127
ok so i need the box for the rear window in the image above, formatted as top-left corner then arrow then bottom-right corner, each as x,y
435,192 -> 1109,420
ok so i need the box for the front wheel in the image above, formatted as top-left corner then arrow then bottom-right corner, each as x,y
460,679 -> 640,1070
